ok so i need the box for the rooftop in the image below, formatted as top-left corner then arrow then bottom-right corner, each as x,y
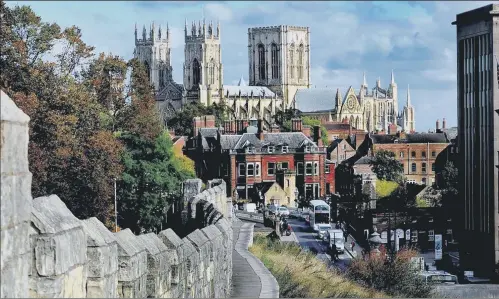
370,133 -> 448,144
294,88 -> 335,112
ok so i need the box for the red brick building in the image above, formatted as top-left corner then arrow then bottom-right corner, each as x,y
185,117 -> 335,204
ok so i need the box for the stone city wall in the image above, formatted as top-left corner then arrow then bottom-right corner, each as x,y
0,91 -> 233,298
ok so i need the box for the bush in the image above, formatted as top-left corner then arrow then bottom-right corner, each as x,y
346,249 -> 434,298
250,234 -> 387,298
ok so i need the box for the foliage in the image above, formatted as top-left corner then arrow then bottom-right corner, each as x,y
250,233 -> 388,298
302,116 -> 329,146
275,109 -> 329,145
296,196 -> 312,209
1,2 -> 125,223
168,101 -> 228,137
376,180 -> 399,198
369,150 -> 404,182
415,196 -> 429,208
117,131 -> 194,234
346,248 -> 434,298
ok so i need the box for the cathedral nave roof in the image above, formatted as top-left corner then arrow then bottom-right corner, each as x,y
294,88 -> 335,112
223,85 -> 275,98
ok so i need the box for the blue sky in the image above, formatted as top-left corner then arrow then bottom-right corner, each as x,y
8,1 -> 494,131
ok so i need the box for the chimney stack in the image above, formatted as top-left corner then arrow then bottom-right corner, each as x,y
192,116 -> 203,137
442,118 -> 446,129
302,125 -> 312,137
204,115 -> 215,128
270,124 -> 280,133
313,125 -> 323,147
242,119 -> 249,132
436,119 -> 440,131
257,119 -> 264,140
291,118 -> 303,132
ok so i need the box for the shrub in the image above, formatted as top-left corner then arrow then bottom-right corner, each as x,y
346,248 -> 434,298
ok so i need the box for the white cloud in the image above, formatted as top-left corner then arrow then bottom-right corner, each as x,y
421,69 -> 456,82
205,3 -> 233,22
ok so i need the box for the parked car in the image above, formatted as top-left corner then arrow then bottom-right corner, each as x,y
316,224 -> 332,240
277,206 -> 290,216
419,271 -> 458,285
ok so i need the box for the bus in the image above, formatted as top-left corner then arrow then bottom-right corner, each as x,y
308,200 -> 330,231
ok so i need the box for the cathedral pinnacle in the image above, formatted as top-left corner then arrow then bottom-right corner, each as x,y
391,69 -> 395,85
134,23 -> 137,40
406,84 -> 411,107
362,71 -> 367,86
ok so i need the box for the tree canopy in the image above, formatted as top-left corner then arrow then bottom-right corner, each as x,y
369,150 -> 404,182
167,101 -> 227,137
275,109 -> 329,145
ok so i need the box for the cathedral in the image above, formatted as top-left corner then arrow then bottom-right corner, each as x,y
293,72 -> 416,133
134,20 -> 415,133
134,21 -> 312,128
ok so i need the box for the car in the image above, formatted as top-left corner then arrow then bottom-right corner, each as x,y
277,206 -> 290,216
316,224 -> 332,239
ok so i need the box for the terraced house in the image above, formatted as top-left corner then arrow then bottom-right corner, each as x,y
357,132 -> 450,185
185,117 -> 335,206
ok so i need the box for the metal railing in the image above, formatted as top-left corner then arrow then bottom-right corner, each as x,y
235,211 -> 264,223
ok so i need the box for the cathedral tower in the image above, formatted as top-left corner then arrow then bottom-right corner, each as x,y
183,19 -> 223,106
388,70 -> 398,124
134,22 -> 173,91
248,25 -> 311,109
400,85 -> 416,132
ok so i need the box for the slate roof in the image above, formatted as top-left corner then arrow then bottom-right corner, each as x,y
216,132 -> 316,151
294,88 -> 335,112
219,135 -> 241,150
370,133 -> 448,144
441,127 -> 458,141
354,156 -> 374,165
223,84 -> 275,97
328,139 -> 344,151
199,128 -> 219,138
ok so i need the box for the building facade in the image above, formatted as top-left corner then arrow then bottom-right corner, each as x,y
248,26 -> 311,108
292,72 -> 416,133
453,4 -> 499,278
358,132 -> 450,185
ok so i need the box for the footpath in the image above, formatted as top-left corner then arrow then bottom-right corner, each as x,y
231,220 -> 279,298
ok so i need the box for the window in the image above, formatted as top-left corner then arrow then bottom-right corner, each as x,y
411,151 -> 416,158
401,163 -> 404,170
247,163 -> 255,176
411,230 -> 418,243
267,162 -> 275,176
298,44 -> 304,80
289,47 -> 294,79
422,151 -> 426,158
281,146 -> 288,153
450,147 -> 454,154
407,179 -> 416,184
326,183 -> 331,194
268,146 -> 275,153
422,177 -> 427,185
411,163 -> 416,173
238,163 -> 246,177
305,146 -> 311,153
343,144 -> 346,150
271,43 -> 279,79
431,151 -> 436,157
287,179 -> 290,187
305,162 -> 313,175
400,151 -> 404,158
432,163 -> 435,172
246,146 -> 255,154
209,59 -> 215,84
422,162 -> 427,173
258,44 -> 266,80
279,162 -> 289,171
313,161 -> 319,175
428,230 -> 435,241
297,162 -> 304,175
192,59 -> 200,85
255,163 -> 261,177
325,165 -> 330,173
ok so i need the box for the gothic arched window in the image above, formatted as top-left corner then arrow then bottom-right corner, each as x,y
209,58 -> 215,85
298,44 -> 304,80
258,44 -> 266,80
159,68 -> 164,88
271,43 -> 279,79
192,58 -> 200,86
289,45 -> 294,79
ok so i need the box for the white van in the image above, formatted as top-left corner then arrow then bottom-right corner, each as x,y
326,229 -> 345,253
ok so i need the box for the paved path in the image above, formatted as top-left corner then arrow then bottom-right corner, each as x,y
232,221 -> 279,298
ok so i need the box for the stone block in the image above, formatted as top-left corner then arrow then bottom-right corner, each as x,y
0,251 -> 30,298
29,264 -> 87,298
137,233 -> 171,298
86,271 -> 118,298
114,229 -> 146,282
0,173 -> 32,229
0,220 -> 31,270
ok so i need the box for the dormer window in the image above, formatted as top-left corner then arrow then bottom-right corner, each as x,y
282,146 -> 288,153
268,146 -> 275,153
246,146 -> 255,154
305,146 -> 311,153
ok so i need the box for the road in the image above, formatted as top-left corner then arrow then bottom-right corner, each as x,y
287,217 -> 353,271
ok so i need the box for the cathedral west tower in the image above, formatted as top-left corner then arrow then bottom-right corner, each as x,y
248,26 -> 311,109
183,19 -> 223,106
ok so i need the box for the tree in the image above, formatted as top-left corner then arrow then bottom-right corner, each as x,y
275,109 -> 329,145
369,150 -> 404,182
117,131 -> 194,234
168,101 -> 228,137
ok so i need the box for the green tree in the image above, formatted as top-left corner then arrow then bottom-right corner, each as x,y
369,150 -> 404,182
275,109 -> 328,145
167,101 -> 228,137
117,131 -> 194,234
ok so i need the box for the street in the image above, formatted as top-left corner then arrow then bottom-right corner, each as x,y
287,217 -> 354,271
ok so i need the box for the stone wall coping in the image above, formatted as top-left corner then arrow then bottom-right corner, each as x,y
158,228 -> 182,249
31,195 -> 82,234
186,229 -> 210,251
201,225 -> 223,241
181,238 -> 200,265
137,233 -> 168,256
81,217 -> 118,247
114,229 -> 143,257
1,90 -> 30,123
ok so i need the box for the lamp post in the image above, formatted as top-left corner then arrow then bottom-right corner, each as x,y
294,188 -> 299,208
114,178 -> 118,233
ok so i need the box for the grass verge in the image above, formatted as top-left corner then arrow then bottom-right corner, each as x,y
249,233 -> 389,298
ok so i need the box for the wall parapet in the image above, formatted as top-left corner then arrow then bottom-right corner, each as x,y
0,91 -> 233,298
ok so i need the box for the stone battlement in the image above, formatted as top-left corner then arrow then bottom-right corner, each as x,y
0,90 -> 233,298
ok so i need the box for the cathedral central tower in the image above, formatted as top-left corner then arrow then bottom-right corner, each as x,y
248,26 -> 311,109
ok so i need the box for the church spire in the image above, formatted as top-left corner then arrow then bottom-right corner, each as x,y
363,71 -> 367,86
406,84 -> 411,107
391,69 -> 395,85
134,23 -> 137,41
335,88 -> 342,108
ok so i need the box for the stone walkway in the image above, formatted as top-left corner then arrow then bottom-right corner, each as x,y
231,222 -> 279,298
